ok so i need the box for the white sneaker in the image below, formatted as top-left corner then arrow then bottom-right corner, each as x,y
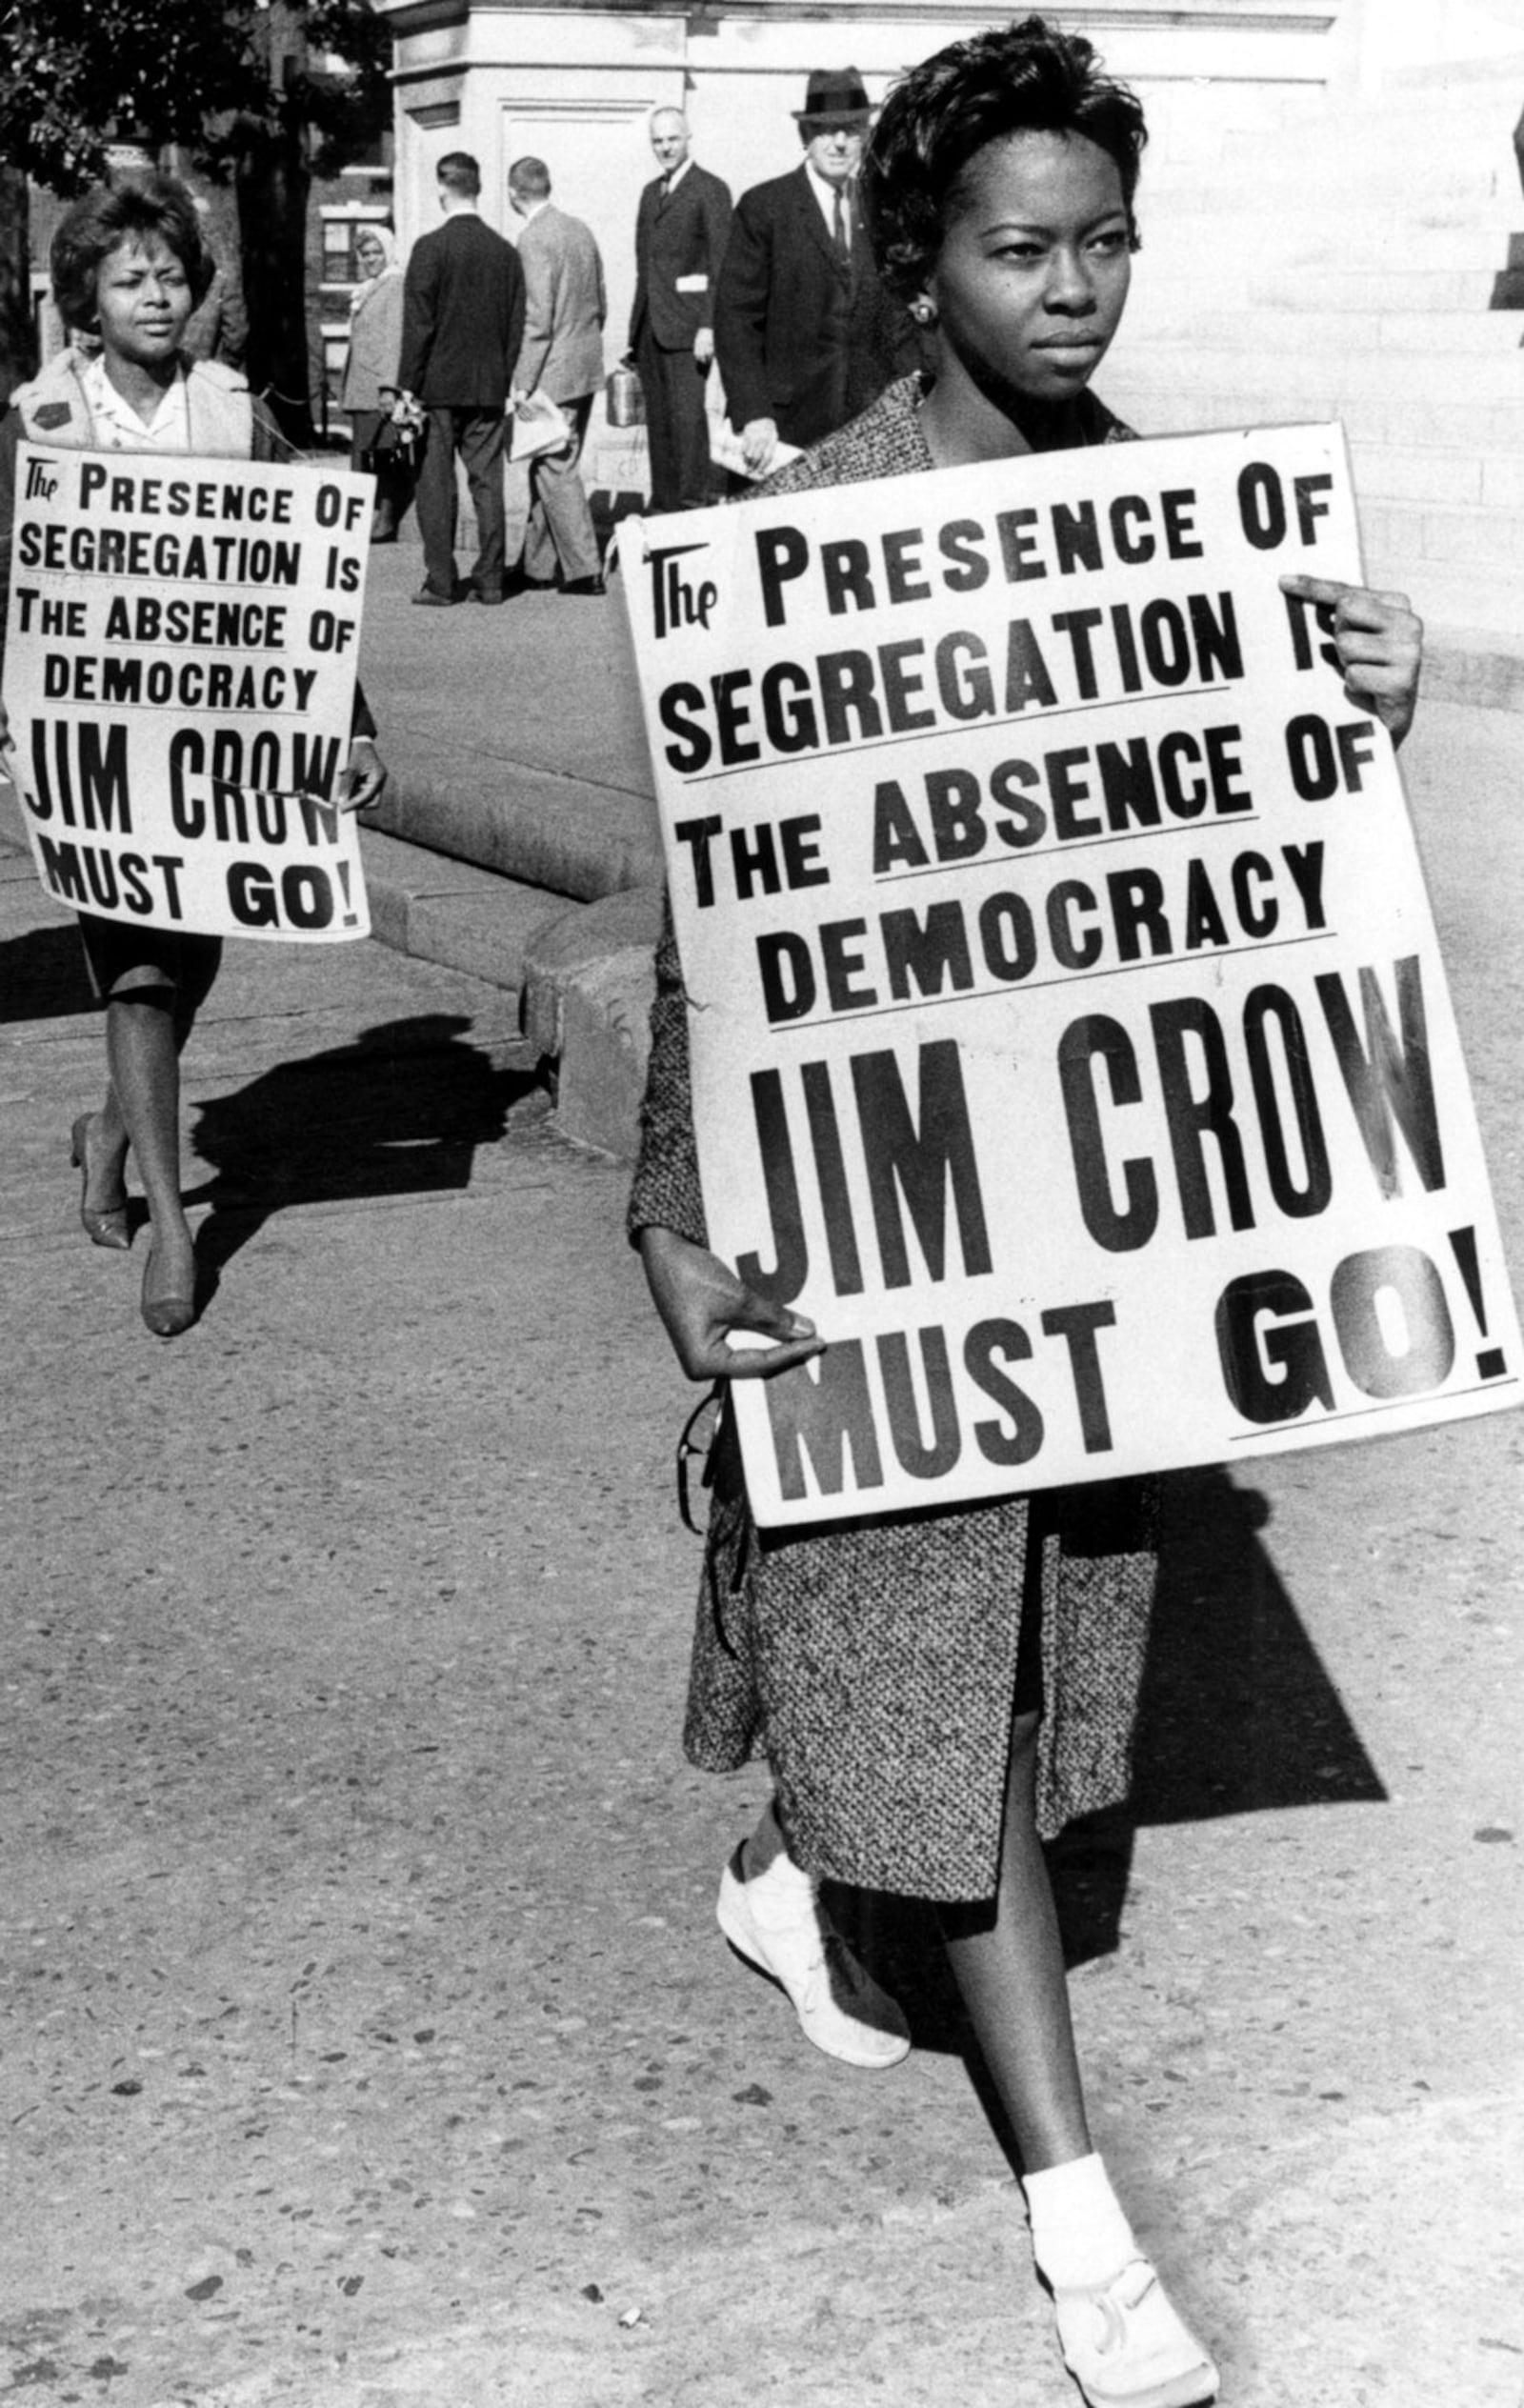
1053,2258 -> 1218,2408
715,1844 -> 911,2070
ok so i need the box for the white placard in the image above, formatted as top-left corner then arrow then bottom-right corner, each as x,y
620,423 -> 1521,1530
6,444 -> 372,942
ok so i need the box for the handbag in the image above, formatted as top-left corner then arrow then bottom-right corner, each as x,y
359,416 -> 420,476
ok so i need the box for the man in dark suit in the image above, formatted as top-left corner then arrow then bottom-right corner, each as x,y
507,157 -> 608,595
713,67 -> 916,478
396,151 -> 525,605
628,109 -> 732,512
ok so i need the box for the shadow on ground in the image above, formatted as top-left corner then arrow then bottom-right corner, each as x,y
831,1463 -> 1387,2165
0,921 -> 99,1021
181,1012 -> 544,1306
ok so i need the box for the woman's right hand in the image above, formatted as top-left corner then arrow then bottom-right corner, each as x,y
638,1226 -> 825,1382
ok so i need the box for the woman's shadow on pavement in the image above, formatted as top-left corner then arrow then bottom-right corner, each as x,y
832,1466 -> 1386,2142
183,1012 -> 541,1303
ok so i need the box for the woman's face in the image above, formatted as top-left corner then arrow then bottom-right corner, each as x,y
922,130 -> 1131,411
93,235 -> 194,368
355,231 -> 387,280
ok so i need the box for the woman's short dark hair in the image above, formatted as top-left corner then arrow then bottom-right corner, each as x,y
859,14 -> 1149,303
50,179 -> 216,333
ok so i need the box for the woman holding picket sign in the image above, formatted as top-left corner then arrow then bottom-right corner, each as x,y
630,19 -> 1422,2406
0,178 -> 386,1337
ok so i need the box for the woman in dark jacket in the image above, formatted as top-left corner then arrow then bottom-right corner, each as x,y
0,180 -> 386,1336
630,20 -> 1421,2407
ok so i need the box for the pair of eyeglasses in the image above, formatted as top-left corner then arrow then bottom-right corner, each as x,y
675,1383 -> 724,1535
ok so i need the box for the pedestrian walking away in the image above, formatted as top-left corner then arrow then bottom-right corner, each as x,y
395,151 -> 526,606
630,17 -> 1424,2408
506,157 -> 608,595
627,108 -> 732,513
0,178 -> 387,1338
342,223 -> 417,544
712,63 -> 919,480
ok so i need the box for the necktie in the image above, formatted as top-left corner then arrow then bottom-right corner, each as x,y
832,186 -> 850,261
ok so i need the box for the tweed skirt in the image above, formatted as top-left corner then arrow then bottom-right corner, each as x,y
685,1415 -> 1157,1903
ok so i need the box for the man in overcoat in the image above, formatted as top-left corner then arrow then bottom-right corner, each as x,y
508,157 -> 608,595
395,151 -> 525,606
713,67 -> 916,478
628,109 -> 732,512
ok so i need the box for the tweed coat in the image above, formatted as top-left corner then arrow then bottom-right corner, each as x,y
512,205 -> 607,407
713,165 -> 918,450
628,375 -> 1157,1903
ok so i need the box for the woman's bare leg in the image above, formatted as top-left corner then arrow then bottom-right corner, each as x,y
104,993 -> 196,1304
937,1709 -> 1090,2172
939,1714 -> 1217,2402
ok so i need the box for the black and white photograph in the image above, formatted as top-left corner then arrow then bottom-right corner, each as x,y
2,5 -> 1522,2404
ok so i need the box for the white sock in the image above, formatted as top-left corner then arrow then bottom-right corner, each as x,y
1024,2154 -> 1138,2291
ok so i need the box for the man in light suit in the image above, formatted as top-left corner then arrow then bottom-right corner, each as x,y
628,109 -> 732,512
395,150 -> 525,605
714,67 -> 916,479
507,157 -> 608,596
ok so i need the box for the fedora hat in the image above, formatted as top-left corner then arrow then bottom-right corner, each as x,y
794,67 -> 872,127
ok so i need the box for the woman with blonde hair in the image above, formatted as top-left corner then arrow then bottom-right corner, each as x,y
341,222 -> 416,541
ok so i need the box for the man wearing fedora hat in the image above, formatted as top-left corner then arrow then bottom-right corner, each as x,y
713,67 -> 917,476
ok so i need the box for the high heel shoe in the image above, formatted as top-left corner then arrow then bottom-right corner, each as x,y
70,1114 -> 130,1250
140,1241 -> 196,1338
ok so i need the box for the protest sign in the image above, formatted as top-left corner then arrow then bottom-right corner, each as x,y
6,446 -> 372,942
619,422 -> 1521,1531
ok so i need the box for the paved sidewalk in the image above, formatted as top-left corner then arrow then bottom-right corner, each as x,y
2,696 -> 1523,2402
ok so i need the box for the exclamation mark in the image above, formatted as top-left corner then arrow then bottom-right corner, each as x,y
337,858 -> 357,928
1449,1226 -> 1506,1378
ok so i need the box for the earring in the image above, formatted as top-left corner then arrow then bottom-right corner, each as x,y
910,299 -> 936,327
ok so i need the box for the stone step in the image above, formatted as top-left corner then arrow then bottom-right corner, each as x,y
1140,268 -> 1502,314
1416,628 -> 1524,713
1133,302 -> 1524,355
1109,338 -> 1524,402
1368,561 -> 1524,640
356,826 -> 558,993
1360,494 -> 1524,572
1350,444 -> 1495,508
358,748 -> 661,908
357,821 -> 660,1159
1189,124 -> 1519,185
1150,197 -> 1518,252
1153,91 -> 1522,171
1102,376 -> 1524,452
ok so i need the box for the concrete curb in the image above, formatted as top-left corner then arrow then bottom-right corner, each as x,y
358,752 -> 661,905
356,818 -> 660,1164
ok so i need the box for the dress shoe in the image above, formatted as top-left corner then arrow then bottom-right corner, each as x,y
411,583 -> 461,607
470,586 -> 506,605
141,1240 -> 196,1338
70,1113 -> 130,1250
1052,2259 -> 1218,2408
561,574 -> 606,597
715,1844 -> 910,2070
